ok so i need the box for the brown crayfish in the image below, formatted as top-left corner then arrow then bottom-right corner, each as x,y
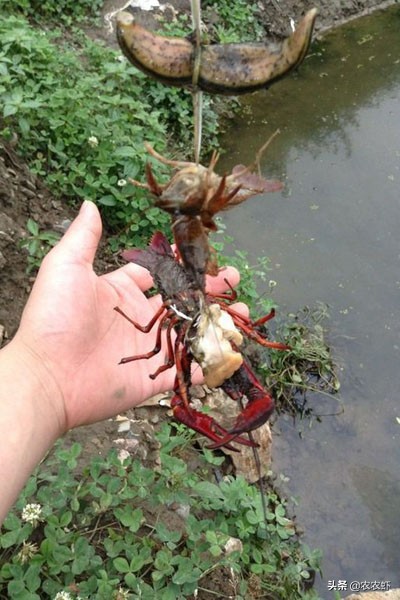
114,144 -> 289,450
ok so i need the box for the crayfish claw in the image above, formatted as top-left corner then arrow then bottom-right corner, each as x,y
228,395 -> 275,435
171,394 -> 258,451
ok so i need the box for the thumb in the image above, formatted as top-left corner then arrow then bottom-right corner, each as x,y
50,200 -> 102,266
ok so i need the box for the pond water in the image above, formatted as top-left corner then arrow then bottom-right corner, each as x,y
216,6 -> 400,597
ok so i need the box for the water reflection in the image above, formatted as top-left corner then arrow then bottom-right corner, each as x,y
217,6 -> 400,595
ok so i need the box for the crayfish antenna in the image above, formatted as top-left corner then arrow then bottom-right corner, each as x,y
207,432 -> 259,451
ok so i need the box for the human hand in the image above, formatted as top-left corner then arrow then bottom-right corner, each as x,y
11,201 -> 246,434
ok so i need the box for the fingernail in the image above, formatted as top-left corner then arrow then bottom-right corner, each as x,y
79,199 -> 93,215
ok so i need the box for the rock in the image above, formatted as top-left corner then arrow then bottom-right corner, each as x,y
53,218 -> 73,233
140,391 -> 172,407
343,590 -> 400,600
173,503 -> 190,520
223,536 -> 243,556
20,186 -> 36,199
191,384 -> 206,399
228,423 -> 272,483
204,388 -> 272,483
0,212 -> 20,242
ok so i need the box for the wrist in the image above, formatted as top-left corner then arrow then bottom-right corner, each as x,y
0,337 -> 66,440
0,339 -> 67,522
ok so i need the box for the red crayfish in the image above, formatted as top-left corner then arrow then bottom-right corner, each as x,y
115,144 -> 288,450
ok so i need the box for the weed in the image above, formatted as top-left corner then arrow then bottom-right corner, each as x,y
3,0 -> 104,26
0,424 -> 322,599
20,218 -> 61,273
156,0 -> 264,43
214,236 -> 340,419
202,0 -> 265,43
263,303 -> 341,418
0,14 -> 218,248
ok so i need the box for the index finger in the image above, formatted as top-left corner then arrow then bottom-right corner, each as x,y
206,266 -> 240,294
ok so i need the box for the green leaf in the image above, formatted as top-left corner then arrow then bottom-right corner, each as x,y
155,522 -> 182,545
3,103 -> 18,117
59,510 -> 72,527
124,572 -> 137,589
129,551 -> 150,573
172,558 -> 200,585
161,587 -> 178,600
8,580 -> 26,596
2,512 -> 21,531
70,496 -> 80,512
18,116 -> 30,135
191,481 -> 223,499
113,557 -> 130,573
205,530 -> 218,545
51,544 -> 72,565
24,564 -> 41,592
114,507 -> 143,532
98,194 -> 116,206
154,548 -> 174,575
26,218 -> 39,236
72,554 -> 90,575
113,145 -> 137,158
99,492 -> 113,510
246,509 -> 259,525
1,529 -> 21,548
209,544 -> 222,557
201,447 -> 225,465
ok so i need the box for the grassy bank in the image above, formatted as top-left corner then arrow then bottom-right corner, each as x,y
0,3 -> 328,598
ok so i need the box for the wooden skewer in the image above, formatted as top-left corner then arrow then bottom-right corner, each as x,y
191,0 -> 203,164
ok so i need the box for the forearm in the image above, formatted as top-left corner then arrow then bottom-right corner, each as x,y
0,340 -> 65,523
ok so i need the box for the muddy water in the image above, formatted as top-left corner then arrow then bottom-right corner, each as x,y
217,6 -> 400,597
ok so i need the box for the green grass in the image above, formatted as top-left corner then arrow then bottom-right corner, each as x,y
0,424 -> 322,599
0,13 -> 219,248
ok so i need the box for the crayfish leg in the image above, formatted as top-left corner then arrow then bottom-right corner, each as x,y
116,307 -> 168,365
148,316 -> 178,379
114,304 -> 166,333
212,303 -> 290,351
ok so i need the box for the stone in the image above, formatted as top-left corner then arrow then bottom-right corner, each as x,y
204,388 -> 272,483
0,212 -> 20,241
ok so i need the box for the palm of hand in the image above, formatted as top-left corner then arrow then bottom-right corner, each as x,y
15,202 -> 242,431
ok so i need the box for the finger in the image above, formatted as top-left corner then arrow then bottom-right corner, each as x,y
48,200 -> 102,266
230,301 -> 249,318
206,266 -> 240,294
106,261 -> 154,293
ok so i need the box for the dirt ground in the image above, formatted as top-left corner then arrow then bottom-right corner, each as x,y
247,0 -> 396,37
